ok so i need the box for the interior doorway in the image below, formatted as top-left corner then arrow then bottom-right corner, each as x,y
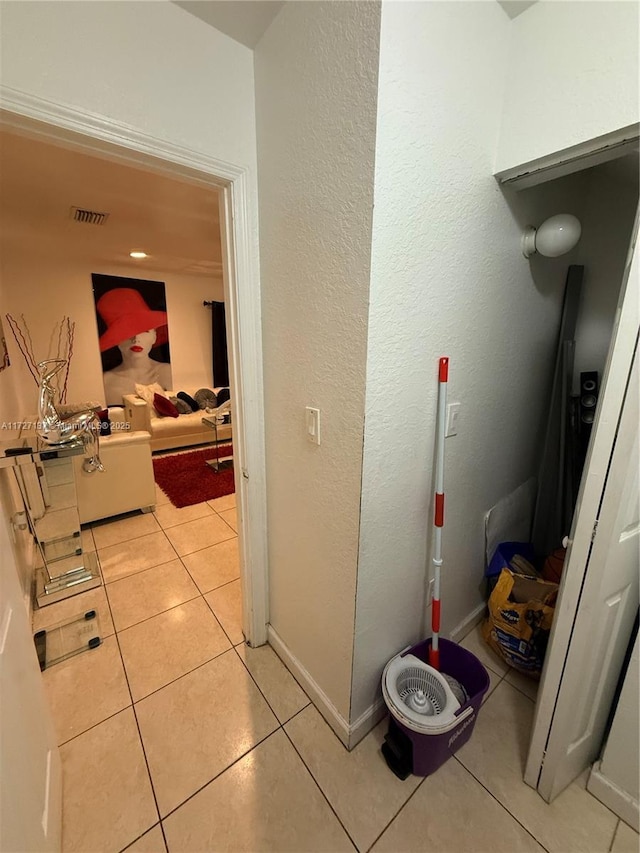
0,105 -> 268,647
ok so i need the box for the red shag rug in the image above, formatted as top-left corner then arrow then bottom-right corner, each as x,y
153,444 -> 235,508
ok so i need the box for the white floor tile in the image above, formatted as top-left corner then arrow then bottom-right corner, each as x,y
456,681 -> 618,853
162,729 -> 353,852
285,705 -> 420,852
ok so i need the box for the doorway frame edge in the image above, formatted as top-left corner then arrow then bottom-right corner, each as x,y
0,84 -> 269,647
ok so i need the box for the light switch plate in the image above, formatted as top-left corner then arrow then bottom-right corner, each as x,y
446,402 -> 460,437
306,407 -> 321,445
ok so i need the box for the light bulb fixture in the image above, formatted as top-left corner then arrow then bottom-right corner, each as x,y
129,250 -> 148,259
521,214 -> 581,259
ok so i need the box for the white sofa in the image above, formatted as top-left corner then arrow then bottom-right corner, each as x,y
20,408 -> 156,524
123,391 -> 232,453
73,427 -> 156,524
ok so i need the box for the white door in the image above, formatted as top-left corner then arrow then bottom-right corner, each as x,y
0,503 -> 61,852
539,342 -> 638,800
525,210 -> 640,800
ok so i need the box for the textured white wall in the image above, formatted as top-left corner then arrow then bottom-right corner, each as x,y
572,167 -> 639,386
0,0 -> 260,398
0,248 -> 222,415
350,0 -> 590,723
496,1 -> 640,172
0,1 -> 258,171
255,1 -> 380,720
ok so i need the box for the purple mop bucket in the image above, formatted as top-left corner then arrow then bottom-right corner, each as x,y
382,637 -> 490,779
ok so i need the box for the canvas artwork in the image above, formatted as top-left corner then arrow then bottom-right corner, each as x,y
92,274 -> 172,406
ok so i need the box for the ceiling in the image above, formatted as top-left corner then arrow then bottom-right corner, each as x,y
174,1 -> 284,48
173,1 -> 536,47
0,131 -> 222,279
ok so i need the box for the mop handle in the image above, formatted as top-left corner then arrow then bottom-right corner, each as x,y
429,356 -> 448,671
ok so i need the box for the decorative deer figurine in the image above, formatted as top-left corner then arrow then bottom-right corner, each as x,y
36,359 -> 104,473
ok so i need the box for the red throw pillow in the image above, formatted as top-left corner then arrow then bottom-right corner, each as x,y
153,393 -> 179,418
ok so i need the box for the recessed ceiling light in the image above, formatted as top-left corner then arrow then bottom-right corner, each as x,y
130,251 -> 148,259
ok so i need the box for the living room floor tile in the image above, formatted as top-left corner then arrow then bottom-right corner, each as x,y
162,729 -> 353,853
60,708 -> 158,853
285,705 -> 420,852
459,622 -> 510,677
122,824 -> 166,853
456,681 -> 618,853
32,584 -> 115,638
99,532 -> 177,583
106,559 -> 200,631
81,526 -> 95,553
371,756 -> 543,853
153,501 -> 214,530
135,650 -> 278,817
92,511 -> 161,550
236,642 -> 309,724
218,507 -> 237,532
43,635 -> 131,745
205,579 -> 243,645
182,537 -> 240,593
505,667 -> 539,701
118,596 -> 231,700
611,821 -> 640,853
163,514 -> 236,557
207,493 -> 236,512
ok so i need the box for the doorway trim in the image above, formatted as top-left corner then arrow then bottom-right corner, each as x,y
0,85 -> 269,647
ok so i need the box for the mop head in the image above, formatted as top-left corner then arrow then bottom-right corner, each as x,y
443,672 -> 469,705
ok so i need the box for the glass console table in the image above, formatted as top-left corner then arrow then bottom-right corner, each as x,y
0,436 -> 102,607
201,411 -> 233,472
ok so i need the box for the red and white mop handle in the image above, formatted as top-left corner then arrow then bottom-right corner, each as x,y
429,356 -> 448,671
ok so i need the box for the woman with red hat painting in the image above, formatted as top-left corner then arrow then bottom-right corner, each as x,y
97,287 -> 172,406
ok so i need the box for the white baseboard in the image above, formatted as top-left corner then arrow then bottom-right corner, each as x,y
348,697 -> 387,749
267,625 -> 351,747
449,601 -> 486,644
268,612 -> 496,753
587,762 -> 639,832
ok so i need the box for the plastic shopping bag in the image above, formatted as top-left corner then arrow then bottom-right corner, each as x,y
482,568 -> 558,678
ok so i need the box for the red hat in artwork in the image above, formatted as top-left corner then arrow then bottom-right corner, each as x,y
97,288 -> 169,352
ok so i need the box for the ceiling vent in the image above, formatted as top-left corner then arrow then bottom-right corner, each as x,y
70,206 -> 109,226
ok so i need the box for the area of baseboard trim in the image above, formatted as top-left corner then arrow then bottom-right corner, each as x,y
587,762 -> 639,832
267,625 -> 350,747
449,601 -> 486,644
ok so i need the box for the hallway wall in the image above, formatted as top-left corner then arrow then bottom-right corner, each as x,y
496,1 -> 639,172
350,0 -> 591,724
255,0 -> 381,722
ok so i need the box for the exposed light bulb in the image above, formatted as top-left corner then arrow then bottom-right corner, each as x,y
129,251 -> 148,259
522,214 -> 581,259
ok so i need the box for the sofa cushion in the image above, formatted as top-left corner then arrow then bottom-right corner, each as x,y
97,408 -> 111,436
171,396 -> 193,415
135,382 -> 166,406
177,391 -> 199,412
153,393 -> 179,418
194,388 -> 217,410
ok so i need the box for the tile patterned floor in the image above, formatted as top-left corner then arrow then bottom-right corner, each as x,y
35,492 -> 638,853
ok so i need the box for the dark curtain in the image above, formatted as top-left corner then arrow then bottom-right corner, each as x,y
211,301 -> 229,387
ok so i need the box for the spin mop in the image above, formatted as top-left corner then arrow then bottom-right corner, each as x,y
381,355 -> 486,781
428,357 -> 448,671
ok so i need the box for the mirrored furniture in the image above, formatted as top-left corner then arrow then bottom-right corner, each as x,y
1,436 -> 102,607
